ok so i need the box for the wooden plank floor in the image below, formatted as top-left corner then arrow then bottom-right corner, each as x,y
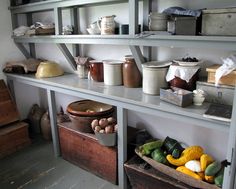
0,138 -> 119,189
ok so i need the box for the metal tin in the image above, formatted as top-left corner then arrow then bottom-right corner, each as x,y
167,16 -> 197,35
202,8 -> 236,36
196,81 -> 234,105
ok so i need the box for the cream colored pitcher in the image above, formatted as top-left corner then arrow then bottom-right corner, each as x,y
97,15 -> 116,35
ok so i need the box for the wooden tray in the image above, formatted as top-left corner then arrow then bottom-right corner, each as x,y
135,148 -> 219,189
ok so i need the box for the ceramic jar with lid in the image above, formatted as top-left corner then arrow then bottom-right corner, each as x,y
123,56 -> 142,88
103,60 -> 123,85
142,61 -> 170,95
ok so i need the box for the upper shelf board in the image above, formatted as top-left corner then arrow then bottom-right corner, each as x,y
13,35 -> 236,50
9,0 -> 127,14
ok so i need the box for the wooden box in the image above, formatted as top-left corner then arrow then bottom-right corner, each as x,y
207,64 -> 236,86
160,87 -> 193,107
0,121 -> 31,159
58,122 -> 117,184
0,80 -> 20,127
124,155 -> 195,189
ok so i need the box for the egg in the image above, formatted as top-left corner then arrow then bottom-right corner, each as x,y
94,125 -> 101,132
107,117 -> 116,124
105,125 -> 114,133
99,118 -> 109,128
91,119 -> 99,130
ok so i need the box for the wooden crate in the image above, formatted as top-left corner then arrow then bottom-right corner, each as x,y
207,64 -> 236,86
0,80 -> 20,127
0,122 -> 31,159
58,122 -> 118,184
124,155 -> 196,189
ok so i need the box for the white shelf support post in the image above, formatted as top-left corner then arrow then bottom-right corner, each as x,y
57,44 -> 77,70
71,7 -> 80,57
47,89 -> 60,157
54,7 -> 62,35
129,0 -> 138,35
129,45 -> 145,73
143,0 -> 152,61
27,12 -> 36,58
223,89 -> 236,189
117,107 -> 128,189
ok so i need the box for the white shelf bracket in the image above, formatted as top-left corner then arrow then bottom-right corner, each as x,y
129,45 -> 145,73
57,44 -> 77,70
15,43 -> 31,58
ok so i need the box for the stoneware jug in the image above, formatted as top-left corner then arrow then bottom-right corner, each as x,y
97,15 -> 116,35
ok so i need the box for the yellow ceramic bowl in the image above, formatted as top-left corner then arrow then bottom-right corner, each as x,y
35,61 -> 64,78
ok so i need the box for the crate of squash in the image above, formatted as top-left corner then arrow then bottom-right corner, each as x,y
135,136 -> 224,189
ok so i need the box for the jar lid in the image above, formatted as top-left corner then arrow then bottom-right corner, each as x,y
103,60 -> 124,64
142,61 -> 172,68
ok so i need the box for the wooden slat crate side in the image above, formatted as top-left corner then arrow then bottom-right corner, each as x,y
0,90 -> 11,102
124,156 -> 195,189
0,80 -> 20,127
0,122 -> 31,159
58,124 -> 117,184
0,101 -> 20,126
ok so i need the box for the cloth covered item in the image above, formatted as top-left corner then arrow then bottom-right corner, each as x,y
3,58 -> 41,74
166,65 -> 200,82
13,26 -> 30,36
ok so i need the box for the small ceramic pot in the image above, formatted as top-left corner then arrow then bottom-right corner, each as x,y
89,60 -> 104,82
193,95 -> 205,106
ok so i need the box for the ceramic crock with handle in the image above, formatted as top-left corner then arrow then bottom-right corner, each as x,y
97,15 -> 116,35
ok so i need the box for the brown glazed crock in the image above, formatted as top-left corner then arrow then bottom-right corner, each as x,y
89,60 -> 104,82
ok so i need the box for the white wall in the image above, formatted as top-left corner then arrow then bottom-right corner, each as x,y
2,0 -> 236,160
0,0 -> 41,119
0,0 -> 24,80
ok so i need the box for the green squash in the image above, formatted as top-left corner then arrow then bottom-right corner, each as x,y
151,148 -> 168,165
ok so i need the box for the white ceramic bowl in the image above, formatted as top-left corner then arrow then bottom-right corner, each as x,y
87,28 -> 101,35
35,61 -> 64,78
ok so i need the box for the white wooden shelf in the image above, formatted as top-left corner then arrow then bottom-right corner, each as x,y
13,35 -> 236,50
6,73 -> 230,131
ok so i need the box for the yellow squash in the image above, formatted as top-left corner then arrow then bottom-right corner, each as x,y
205,175 -> 214,183
167,146 -> 204,166
176,166 -> 202,180
200,154 -> 214,171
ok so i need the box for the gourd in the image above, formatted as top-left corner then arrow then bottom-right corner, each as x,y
185,160 -> 201,172
205,161 -> 221,176
139,140 -> 163,156
176,166 -> 202,180
197,172 -> 205,180
151,148 -> 168,165
166,146 -> 204,166
200,154 -> 214,171
214,168 -> 224,188
205,175 -> 214,183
